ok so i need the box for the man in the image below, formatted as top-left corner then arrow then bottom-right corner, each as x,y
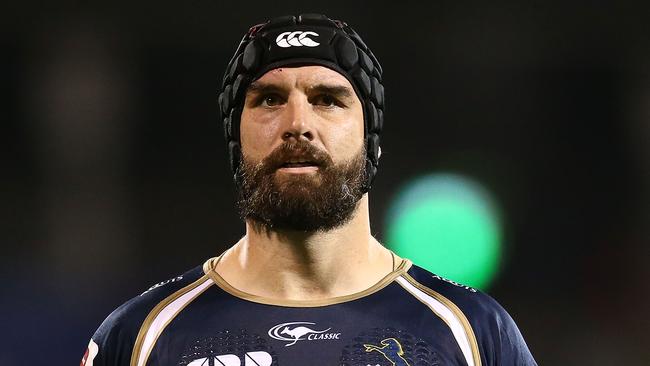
82,14 -> 537,366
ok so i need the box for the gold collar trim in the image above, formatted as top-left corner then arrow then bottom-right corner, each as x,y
202,255 -> 412,308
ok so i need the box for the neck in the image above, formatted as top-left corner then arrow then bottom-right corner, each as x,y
215,195 -> 395,301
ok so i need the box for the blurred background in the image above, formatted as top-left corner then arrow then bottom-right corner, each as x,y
1,1 -> 648,365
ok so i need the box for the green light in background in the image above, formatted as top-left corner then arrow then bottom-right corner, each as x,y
385,173 -> 502,290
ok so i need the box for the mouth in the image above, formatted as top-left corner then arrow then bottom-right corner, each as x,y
276,159 -> 320,173
280,161 -> 318,168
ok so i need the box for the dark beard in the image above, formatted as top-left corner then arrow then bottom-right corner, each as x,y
236,140 -> 366,232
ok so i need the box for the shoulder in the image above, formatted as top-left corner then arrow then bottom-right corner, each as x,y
83,263 -> 209,366
401,262 -> 537,366
404,263 -> 499,320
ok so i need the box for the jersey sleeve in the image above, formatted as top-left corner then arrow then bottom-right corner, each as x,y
80,265 -> 206,366
81,300 -> 140,366
474,294 -> 537,366
406,264 -> 537,366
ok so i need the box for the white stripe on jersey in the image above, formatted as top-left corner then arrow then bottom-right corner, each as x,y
396,276 -> 476,366
136,278 -> 214,366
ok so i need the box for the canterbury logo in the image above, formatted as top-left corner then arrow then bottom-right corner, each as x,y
276,31 -> 320,48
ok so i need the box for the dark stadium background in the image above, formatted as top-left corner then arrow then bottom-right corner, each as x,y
1,1 -> 648,364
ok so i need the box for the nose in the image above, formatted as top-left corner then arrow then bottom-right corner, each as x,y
281,95 -> 314,142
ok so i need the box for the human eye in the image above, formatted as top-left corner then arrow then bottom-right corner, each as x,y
260,93 -> 283,107
313,94 -> 343,108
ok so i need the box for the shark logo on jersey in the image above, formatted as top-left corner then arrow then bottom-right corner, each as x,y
364,338 -> 411,366
268,321 -> 341,346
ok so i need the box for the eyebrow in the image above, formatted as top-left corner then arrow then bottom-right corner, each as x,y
247,81 -> 354,99
246,82 -> 285,96
307,84 -> 354,99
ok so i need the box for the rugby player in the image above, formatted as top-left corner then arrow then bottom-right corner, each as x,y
82,14 -> 537,366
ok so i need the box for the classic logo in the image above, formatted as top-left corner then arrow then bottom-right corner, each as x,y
141,275 -> 183,295
275,31 -> 320,48
80,339 -> 99,366
364,338 -> 411,366
432,274 -> 477,292
186,352 -> 272,366
268,321 -> 340,347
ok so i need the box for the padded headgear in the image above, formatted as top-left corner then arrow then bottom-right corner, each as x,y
219,14 -> 384,192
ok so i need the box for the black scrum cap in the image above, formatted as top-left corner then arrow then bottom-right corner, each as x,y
219,14 -> 384,192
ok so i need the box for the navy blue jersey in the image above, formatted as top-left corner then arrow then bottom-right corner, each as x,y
82,257 -> 536,366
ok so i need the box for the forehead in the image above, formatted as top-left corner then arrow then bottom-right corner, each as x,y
252,65 -> 354,89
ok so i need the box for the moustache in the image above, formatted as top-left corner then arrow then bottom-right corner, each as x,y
261,140 -> 333,172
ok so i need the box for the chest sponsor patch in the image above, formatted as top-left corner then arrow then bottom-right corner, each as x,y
268,321 -> 341,347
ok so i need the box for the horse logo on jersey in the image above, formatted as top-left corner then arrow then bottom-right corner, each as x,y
363,338 -> 411,366
268,321 -> 341,346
